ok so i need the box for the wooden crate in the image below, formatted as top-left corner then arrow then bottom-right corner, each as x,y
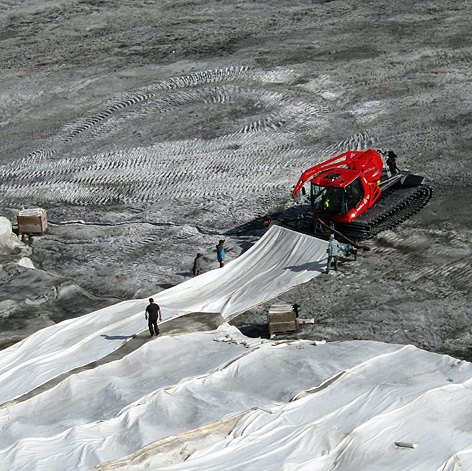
268,304 -> 299,336
17,208 -> 48,235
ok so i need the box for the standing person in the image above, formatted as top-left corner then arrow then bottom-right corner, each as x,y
326,234 -> 340,273
386,150 -> 400,175
145,298 -> 162,337
216,239 -> 225,268
193,253 -> 204,277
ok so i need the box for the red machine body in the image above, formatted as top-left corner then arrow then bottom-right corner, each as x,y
292,149 -> 385,223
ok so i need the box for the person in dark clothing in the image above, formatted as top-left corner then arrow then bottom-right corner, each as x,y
193,253 -> 203,277
387,150 -> 400,175
145,298 -> 162,337
216,239 -> 225,268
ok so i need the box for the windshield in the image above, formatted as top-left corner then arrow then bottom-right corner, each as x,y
311,184 -> 345,215
311,178 -> 364,215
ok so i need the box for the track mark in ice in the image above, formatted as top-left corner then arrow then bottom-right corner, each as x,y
61,67 -> 253,142
0,66 -> 330,213
408,258 -> 472,291
324,131 -> 377,155
360,48 -> 472,86
0,133 -> 313,208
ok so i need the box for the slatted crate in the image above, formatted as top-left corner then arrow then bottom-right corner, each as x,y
17,208 -> 48,236
268,304 -> 299,336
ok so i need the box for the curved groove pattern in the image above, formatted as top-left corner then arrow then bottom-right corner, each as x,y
0,66 -> 330,213
61,66 -> 253,142
0,135 -> 313,209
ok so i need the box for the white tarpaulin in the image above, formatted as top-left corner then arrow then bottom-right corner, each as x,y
139,345 -> 472,471
0,324 -> 401,471
0,226 -> 327,405
2,222 -> 470,471
1,324 -> 471,471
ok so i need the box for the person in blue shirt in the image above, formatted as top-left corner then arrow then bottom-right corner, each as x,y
326,234 -> 340,273
216,239 -> 225,268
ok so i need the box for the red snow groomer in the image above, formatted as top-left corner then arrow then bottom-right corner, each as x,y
292,149 -> 432,240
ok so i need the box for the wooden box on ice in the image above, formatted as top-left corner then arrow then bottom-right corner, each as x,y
268,304 -> 299,336
17,208 -> 48,235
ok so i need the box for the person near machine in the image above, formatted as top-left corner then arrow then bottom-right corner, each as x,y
326,234 -> 340,273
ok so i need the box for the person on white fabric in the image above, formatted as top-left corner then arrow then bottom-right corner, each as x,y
145,298 -> 162,337
326,234 -> 340,273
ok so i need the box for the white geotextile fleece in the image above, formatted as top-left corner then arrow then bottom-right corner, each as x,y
153,224 -> 328,315
0,226 -> 327,405
0,325 -> 404,471
0,325 -> 258,450
104,346 -> 472,471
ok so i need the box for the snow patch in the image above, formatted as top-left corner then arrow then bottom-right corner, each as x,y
17,257 -> 35,269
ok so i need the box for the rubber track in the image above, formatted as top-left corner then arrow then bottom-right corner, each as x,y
337,185 -> 433,240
